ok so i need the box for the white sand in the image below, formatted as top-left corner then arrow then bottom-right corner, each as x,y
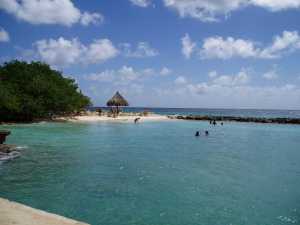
0,198 -> 89,225
66,115 -> 170,123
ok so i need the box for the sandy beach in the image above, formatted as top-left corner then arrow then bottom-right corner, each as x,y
67,114 -> 170,123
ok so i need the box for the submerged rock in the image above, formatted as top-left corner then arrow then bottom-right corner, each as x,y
169,115 -> 300,125
0,144 -> 20,162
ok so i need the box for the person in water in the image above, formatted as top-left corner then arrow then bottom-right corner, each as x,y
195,131 -> 200,137
213,120 -> 217,126
134,118 -> 140,123
205,131 -> 209,136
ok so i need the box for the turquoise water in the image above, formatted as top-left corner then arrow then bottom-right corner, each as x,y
0,120 -> 300,225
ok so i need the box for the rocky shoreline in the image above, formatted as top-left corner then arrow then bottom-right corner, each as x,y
168,115 -> 300,125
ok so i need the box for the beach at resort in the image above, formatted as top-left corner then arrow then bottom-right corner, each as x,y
2,1 -> 300,223
66,114 -> 170,123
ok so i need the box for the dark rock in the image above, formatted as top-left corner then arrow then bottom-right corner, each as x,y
0,144 -> 16,153
0,130 -> 11,144
173,115 -> 300,125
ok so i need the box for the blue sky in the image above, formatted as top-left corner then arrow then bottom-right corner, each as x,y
1,0 -> 300,109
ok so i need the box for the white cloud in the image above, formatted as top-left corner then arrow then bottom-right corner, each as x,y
129,0 -> 151,7
260,31 -> 300,58
86,67 -> 170,87
0,27 -> 9,42
181,34 -> 196,59
85,66 -> 155,85
208,71 -> 218,78
163,0 -> 300,22
80,12 -> 104,26
211,70 -> 250,86
262,69 -> 279,80
121,42 -> 159,58
164,0 -> 246,22
84,65 -> 155,89
186,82 -> 209,94
0,0 -> 103,26
185,30 -> 300,60
200,36 -> 259,59
176,69 -> 250,96
34,37 -> 118,67
251,0 -> 300,11
160,67 -> 172,76
175,76 -> 187,85
84,39 -> 119,64
155,68 -> 300,109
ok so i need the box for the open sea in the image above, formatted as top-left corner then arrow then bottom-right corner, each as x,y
0,108 -> 300,225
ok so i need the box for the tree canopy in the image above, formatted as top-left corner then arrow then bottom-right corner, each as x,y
0,60 -> 91,122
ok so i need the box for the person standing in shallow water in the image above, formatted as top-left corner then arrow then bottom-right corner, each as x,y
195,131 -> 200,137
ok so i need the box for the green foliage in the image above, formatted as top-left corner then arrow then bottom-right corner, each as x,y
0,60 -> 91,122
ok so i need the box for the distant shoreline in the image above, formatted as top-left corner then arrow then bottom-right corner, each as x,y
2,112 -> 300,125
169,115 -> 300,125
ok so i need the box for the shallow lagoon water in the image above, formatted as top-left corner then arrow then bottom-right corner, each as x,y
0,120 -> 300,225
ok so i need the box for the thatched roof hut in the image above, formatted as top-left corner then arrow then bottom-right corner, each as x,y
107,91 -> 129,107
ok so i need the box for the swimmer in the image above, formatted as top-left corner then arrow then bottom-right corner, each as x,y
205,131 -> 209,136
134,117 -> 141,123
195,131 -> 200,137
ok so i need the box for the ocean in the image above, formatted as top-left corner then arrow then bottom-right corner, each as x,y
91,107 -> 300,118
0,109 -> 300,225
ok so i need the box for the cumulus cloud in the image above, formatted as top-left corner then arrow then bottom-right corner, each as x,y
160,67 -> 172,76
208,71 -> 218,78
174,69 -> 250,96
163,0 -> 300,22
121,42 -> 159,58
0,0 -> 103,26
129,0 -> 151,7
156,68 -> 300,109
262,68 -> 279,80
184,31 -> 300,60
260,31 -> 300,58
200,36 -> 259,59
174,76 -> 187,85
181,34 -> 197,59
0,27 -> 9,42
211,70 -> 250,86
251,0 -> 300,11
80,12 -> 104,26
85,66 -> 155,85
164,0 -> 246,22
34,37 -> 118,67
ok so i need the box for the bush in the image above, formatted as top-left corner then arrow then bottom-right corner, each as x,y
0,60 -> 91,122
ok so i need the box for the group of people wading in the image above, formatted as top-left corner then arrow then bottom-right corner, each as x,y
195,120 -> 224,137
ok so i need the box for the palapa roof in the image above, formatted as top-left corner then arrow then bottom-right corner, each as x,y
106,91 -> 129,107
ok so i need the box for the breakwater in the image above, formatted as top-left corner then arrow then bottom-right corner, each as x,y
168,115 -> 300,124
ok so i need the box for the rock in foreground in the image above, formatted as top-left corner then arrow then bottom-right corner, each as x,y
0,144 -> 20,162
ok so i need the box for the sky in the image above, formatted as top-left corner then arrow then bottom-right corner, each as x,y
1,0 -> 300,109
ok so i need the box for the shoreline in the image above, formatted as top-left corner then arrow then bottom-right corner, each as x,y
2,113 -> 300,125
62,114 -> 170,123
